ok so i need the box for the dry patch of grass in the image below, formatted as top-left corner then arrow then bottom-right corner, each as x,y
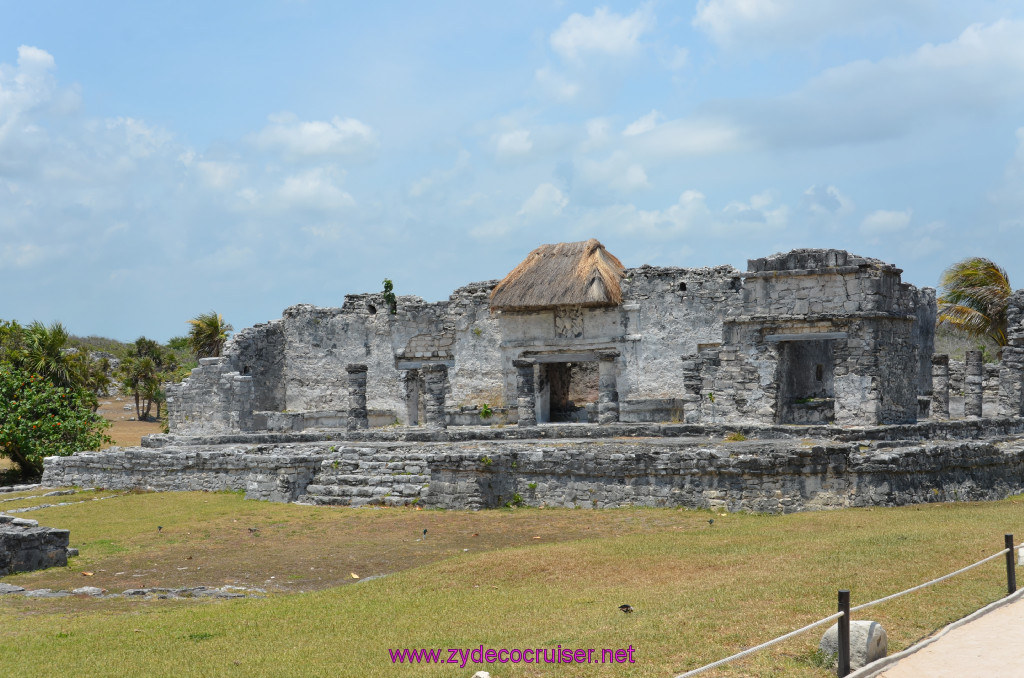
0,492 -> 1022,677
95,395 -> 163,449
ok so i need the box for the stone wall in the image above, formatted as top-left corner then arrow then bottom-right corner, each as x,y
166,247 -> 937,433
619,265 -> 742,401
42,446 -> 325,503
166,358 -> 255,434
0,516 -> 70,576
227,320 -> 286,411
698,249 -> 924,426
42,432 -> 1024,514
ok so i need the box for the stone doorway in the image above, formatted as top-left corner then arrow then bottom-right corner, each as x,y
540,361 -> 598,423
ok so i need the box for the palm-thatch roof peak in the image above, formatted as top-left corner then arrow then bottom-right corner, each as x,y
489,239 -> 625,312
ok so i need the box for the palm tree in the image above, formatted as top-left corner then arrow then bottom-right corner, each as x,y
937,257 -> 1012,346
187,312 -> 233,359
23,321 -> 81,389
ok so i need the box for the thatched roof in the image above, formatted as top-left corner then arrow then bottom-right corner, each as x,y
489,239 -> 625,311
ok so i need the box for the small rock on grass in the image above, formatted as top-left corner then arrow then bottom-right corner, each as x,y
72,587 -> 105,596
0,583 -> 25,594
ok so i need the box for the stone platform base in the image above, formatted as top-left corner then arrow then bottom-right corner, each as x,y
42,427 -> 1024,513
0,516 -> 71,576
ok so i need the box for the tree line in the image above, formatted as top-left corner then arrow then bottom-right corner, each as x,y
0,311 -> 232,481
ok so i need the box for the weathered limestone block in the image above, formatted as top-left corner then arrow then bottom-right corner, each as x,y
346,364 -> 369,431
0,517 -> 71,576
515,360 -> 536,427
680,356 -> 703,423
421,363 -> 448,429
932,354 -> 950,420
820,620 -> 887,671
999,346 -> 1024,418
597,355 -> 619,424
965,350 -> 984,418
166,357 -> 255,434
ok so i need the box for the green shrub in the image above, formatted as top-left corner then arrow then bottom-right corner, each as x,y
0,367 -> 110,478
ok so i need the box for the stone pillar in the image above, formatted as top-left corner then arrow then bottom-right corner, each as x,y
999,338 -> 1024,418
597,354 -> 619,424
681,355 -> 703,424
403,369 -> 420,425
346,364 -> 369,431
421,363 -> 448,429
514,360 -> 536,427
965,350 -> 984,418
931,354 -> 949,420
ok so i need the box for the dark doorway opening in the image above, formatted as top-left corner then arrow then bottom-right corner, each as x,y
777,340 -> 835,424
539,361 -> 599,423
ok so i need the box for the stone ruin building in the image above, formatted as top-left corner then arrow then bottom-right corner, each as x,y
41,242 -> 1024,513
163,241 -> 938,433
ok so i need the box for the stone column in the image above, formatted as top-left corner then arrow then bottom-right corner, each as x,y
999,337 -> 1024,418
931,354 -> 949,420
346,364 -> 369,431
421,364 -> 448,429
681,355 -> 703,424
402,369 -> 420,425
514,360 -> 536,427
597,354 -> 619,424
965,350 -> 984,418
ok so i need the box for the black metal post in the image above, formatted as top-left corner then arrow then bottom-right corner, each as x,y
1006,534 -> 1017,596
837,589 -> 851,677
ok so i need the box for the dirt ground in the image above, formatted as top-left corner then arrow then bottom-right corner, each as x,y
96,394 -> 164,448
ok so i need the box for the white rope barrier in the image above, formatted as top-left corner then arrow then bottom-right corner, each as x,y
672,611 -> 845,678
852,547 -> 1011,612
672,540 -> 1022,678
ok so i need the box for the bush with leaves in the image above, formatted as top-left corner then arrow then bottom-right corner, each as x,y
0,367 -> 111,479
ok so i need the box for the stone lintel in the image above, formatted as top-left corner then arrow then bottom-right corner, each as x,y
522,350 -> 620,363
395,359 -> 455,371
765,332 -> 848,343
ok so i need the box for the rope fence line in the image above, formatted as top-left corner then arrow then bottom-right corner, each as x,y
672,538 -> 1023,678
851,547 -> 1012,613
672,611 -> 846,678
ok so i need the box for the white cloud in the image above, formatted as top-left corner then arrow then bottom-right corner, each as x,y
410,149 -> 470,198
578,152 -> 650,192
665,46 -> 689,71
518,182 -> 568,217
495,129 -> 533,158
535,66 -> 581,102
623,110 -> 661,137
802,184 -> 854,217
582,117 -> 612,151
626,117 -> 745,155
251,114 -> 376,159
903,221 -> 948,260
581,189 -> 789,240
0,45 -> 58,144
693,0 -> 921,48
194,160 -> 243,190
550,4 -> 655,62
743,20 -> 1024,148
276,167 -> 355,211
861,208 -> 912,234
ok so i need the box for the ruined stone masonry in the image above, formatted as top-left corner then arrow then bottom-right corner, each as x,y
40,243 -> 1024,513
0,515 -> 71,576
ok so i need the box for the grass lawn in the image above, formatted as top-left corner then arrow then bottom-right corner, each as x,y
1,491 -> 1022,677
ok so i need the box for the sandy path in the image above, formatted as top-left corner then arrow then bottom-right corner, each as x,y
873,594 -> 1024,677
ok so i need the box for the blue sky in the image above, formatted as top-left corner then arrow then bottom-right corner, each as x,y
3,1 -> 1024,342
